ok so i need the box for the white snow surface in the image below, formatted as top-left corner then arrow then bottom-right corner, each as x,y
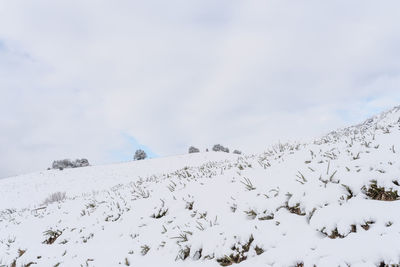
1,106 -> 400,267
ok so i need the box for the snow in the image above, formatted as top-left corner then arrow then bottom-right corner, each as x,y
1,106 -> 400,266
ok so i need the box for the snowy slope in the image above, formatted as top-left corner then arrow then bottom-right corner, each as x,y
0,153 -> 240,211
1,106 -> 400,267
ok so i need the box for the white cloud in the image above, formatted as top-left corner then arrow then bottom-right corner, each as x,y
1,0 -> 400,177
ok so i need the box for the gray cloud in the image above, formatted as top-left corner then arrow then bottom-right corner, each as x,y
1,0 -> 400,177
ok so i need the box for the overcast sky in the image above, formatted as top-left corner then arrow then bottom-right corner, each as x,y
1,0 -> 400,178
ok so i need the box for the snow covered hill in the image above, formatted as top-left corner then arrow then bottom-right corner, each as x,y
1,106 -> 400,267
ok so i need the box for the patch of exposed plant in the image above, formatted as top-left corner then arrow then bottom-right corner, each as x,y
362,180 -> 399,201
244,209 -> 257,220
176,246 -> 191,260
361,220 -> 375,230
43,229 -> 62,245
151,200 -> 168,219
216,235 -> 255,266
185,201 -> 194,210
258,210 -> 274,221
42,192 -> 66,206
286,203 -> 306,216
240,177 -> 256,191
131,184 -> 150,199
171,232 -> 192,244
320,227 -> 346,239
341,184 -> 354,200
377,261 -> 400,267
140,245 -> 150,255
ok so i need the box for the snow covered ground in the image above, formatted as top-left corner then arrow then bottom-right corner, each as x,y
1,106 -> 400,267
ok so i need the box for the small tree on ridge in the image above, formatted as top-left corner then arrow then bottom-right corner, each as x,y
134,149 -> 147,160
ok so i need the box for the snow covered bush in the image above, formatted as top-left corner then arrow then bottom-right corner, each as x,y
52,159 -> 72,169
51,159 -> 89,170
42,192 -> 66,205
74,158 -> 89,167
188,146 -> 200,153
134,149 -> 147,160
212,144 -> 229,153
233,150 -> 242,155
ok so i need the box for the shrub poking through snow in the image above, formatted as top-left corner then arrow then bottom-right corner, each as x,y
140,245 -> 150,255
286,203 -> 306,216
134,149 -> 147,160
244,209 -> 257,220
42,192 -> 66,205
258,210 -> 274,221
240,177 -> 256,191
151,208 -> 168,219
217,235 -> 254,266
131,184 -> 150,199
185,201 -> 194,210
254,246 -> 264,255
151,200 -> 168,219
193,248 -> 202,260
18,249 -> 26,257
361,220 -> 375,230
176,246 -> 191,260
171,232 -> 191,244
188,146 -> 200,153
320,227 -> 346,239
341,184 -> 354,200
42,229 -> 62,244
362,180 -> 399,201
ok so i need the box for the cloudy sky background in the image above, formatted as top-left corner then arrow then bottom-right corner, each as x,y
1,0 -> 400,178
